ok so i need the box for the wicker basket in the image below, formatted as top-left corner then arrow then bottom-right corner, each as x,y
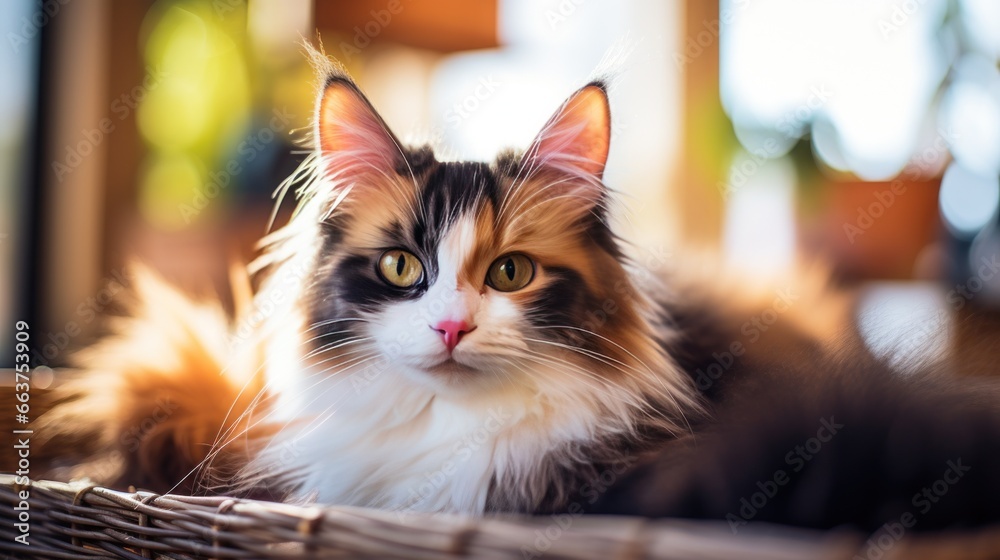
5,475 -> 1000,559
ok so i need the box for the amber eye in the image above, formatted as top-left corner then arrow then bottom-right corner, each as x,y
377,250 -> 424,288
486,254 -> 535,292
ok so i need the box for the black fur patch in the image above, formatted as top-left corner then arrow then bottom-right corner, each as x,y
412,161 -> 499,252
335,254 -> 425,308
589,354 -> 1000,532
527,266 -> 588,330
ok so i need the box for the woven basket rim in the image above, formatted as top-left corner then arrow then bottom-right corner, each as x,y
4,474 -> 1000,559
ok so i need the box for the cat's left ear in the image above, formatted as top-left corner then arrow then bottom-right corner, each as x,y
316,74 -> 406,179
521,82 -> 611,182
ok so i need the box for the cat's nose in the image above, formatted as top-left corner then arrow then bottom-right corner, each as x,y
431,320 -> 476,353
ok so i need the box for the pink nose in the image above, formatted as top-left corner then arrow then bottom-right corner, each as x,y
432,320 -> 475,353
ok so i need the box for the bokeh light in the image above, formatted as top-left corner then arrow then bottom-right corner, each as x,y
138,153 -> 204,230
939,54 -> 1000,178
722,0 -> 949,180
137,0 -> 251,229
857,283 -> 951,371
939,162 -> 1000,237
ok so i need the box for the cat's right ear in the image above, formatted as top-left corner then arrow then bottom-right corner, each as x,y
316,75 -> 406,177
521,82 -> 611,181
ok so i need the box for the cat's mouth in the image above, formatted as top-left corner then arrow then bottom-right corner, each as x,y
425,357 -> 479,377
391,340 -> 511,388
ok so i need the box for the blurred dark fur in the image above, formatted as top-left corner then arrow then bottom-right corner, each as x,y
588,289 -> 1000,532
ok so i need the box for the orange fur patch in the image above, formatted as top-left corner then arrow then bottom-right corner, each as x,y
37,266 -> 269,494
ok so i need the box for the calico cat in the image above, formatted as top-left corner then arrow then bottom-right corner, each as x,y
38,49 -> 1000,533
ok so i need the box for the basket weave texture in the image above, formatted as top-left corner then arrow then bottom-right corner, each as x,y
5,475 -> 1000,559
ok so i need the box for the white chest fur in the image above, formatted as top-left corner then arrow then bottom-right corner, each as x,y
250,364 -> 567,513
242,297 -> 679,514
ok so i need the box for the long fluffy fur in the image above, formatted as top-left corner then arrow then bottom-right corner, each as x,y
221,47 -> 703,511
34,45 -> 1000,538
37,268 -> 268,494
593,363 -> 1000,531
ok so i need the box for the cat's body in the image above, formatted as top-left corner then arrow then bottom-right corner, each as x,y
37,50 -> 1000,534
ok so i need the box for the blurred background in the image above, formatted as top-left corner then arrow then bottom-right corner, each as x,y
1,0 -> 1000,374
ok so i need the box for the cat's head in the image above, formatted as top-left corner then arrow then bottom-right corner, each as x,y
282,65 -> 665,398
